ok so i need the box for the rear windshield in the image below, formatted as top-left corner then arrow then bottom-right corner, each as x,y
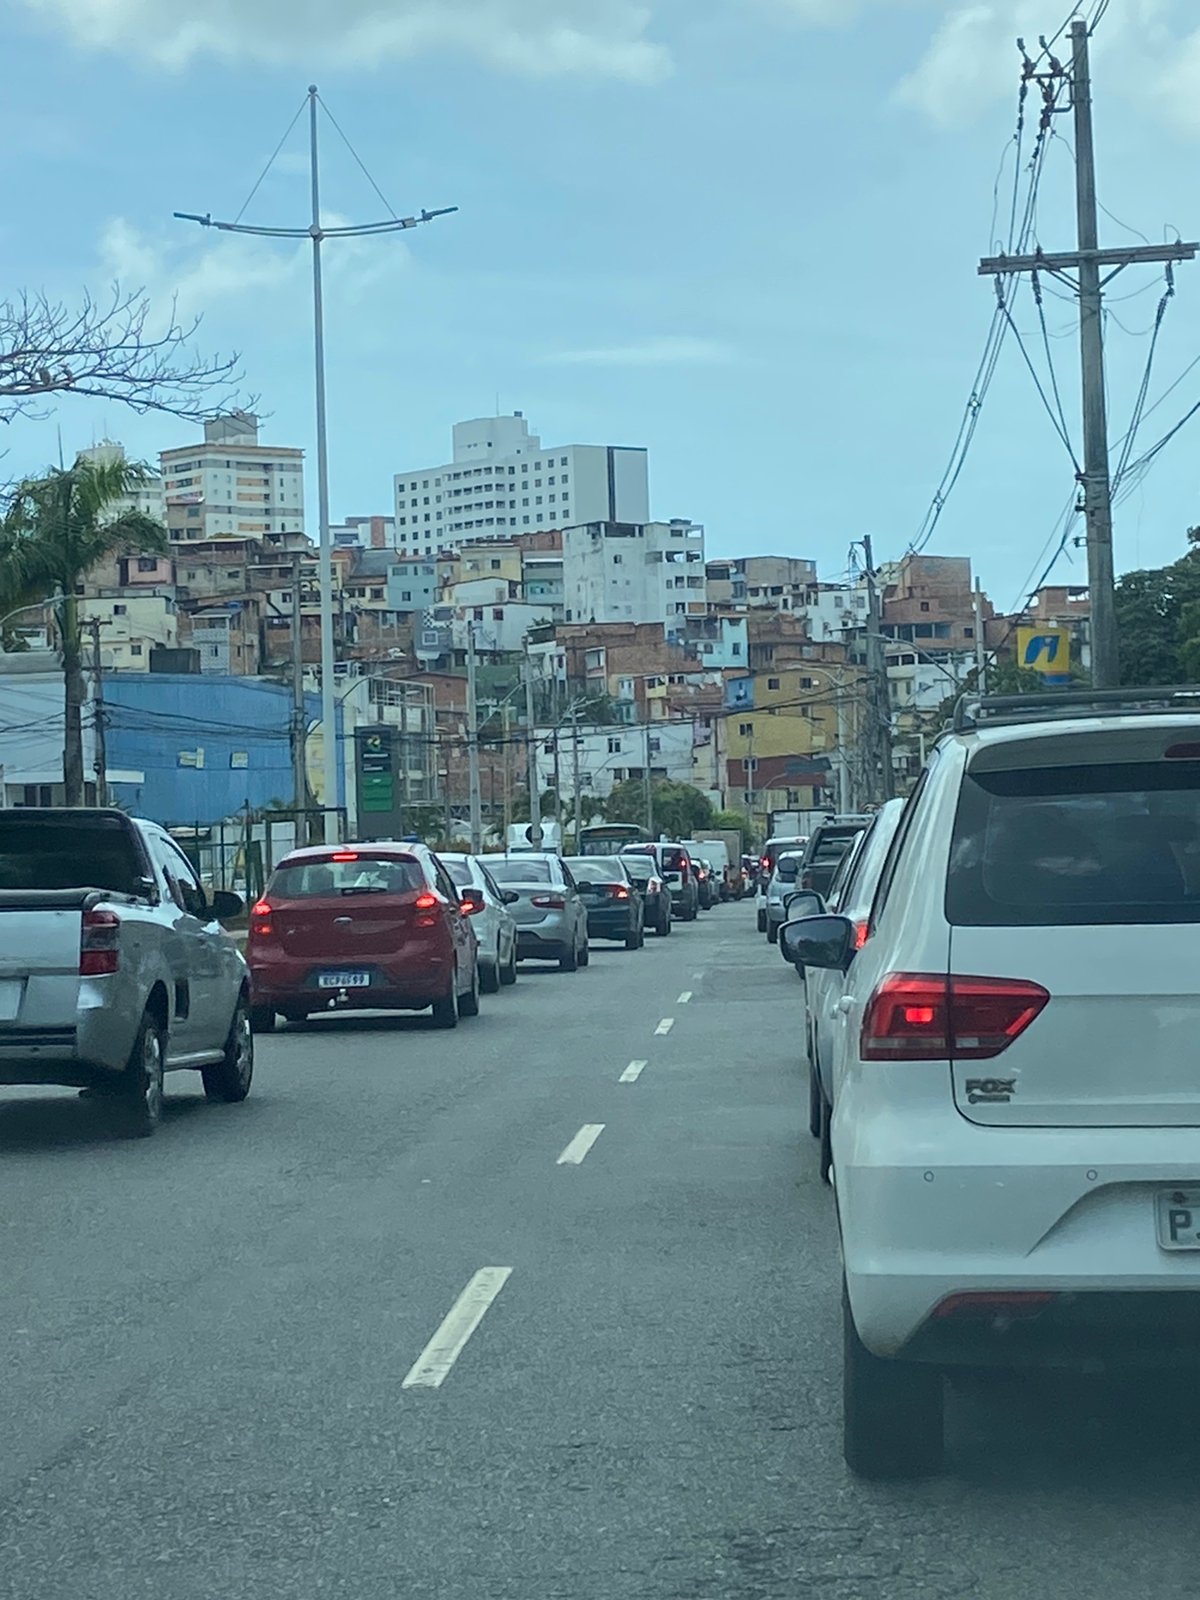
488,858 -> 553,884
947,761 -> 1200,926
566,858 -> 630,884
441,859 -> 475,888
811,833 -> 858,864
269,855 -> 423,898
0,817 -> 143,893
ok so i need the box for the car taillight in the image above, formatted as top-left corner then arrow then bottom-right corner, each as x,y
249,899 -> 274,940
611,885 -> 630,899
861,973 -> 1049,1062
413,889 -> 442,928
761,856 -> 771,875
331,850 -> 359,862
79,907 -> 120,975
679,862 -> 690,883
414,892 -> 439,910
531,894 -> 566,909
853,920 -> 869,951
931,1291 -> 1057,1321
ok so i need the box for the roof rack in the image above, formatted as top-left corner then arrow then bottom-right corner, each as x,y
952,685 -> 1200,733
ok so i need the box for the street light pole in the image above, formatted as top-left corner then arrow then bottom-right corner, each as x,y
175,88 -> 456,843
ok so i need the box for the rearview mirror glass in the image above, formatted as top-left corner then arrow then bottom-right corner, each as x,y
210,889 -> 244,921
780,914 -> 855,972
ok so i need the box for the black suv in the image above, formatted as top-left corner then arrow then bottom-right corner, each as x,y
799,815 -> 872,900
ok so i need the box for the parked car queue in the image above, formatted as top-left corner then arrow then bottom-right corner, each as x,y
763,687 -> 1200,1486
244,838 -> 723,1033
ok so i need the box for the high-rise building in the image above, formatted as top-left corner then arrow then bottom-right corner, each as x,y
160,412 -> 304,545
393,412 -> 650,557
77,440 -> 166,525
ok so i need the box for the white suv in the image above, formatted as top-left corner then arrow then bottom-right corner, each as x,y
783,689 -> 1200,1479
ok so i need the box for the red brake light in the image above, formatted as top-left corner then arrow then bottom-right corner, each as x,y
414,892 -> 439,910
80,907 -> 120,976
861,973 -> 1049,1062
853,920 -> 869,951
612,884 -> 630,899
249,899 -> 274,940
331,851 -> 359,862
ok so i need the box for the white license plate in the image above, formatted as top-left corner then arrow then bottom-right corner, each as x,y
1156,1189 -> 1200,1250
0,979 -> 23,1021
318,971 -> 371,989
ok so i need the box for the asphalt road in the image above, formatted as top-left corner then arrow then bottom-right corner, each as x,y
3,903 -> 1200,1599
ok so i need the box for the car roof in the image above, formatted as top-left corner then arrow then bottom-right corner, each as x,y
276,841 -> 428,865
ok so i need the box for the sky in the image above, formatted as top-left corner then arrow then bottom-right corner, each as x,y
3,0 -> 1200,611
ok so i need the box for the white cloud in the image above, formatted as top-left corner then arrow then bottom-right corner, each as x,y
17,0 -> 671,82
544,335 -> 735,367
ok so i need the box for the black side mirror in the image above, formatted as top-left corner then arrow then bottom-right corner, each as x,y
210,889 -> 244,921
780,914 -> 855,972
501,889 -> 520,905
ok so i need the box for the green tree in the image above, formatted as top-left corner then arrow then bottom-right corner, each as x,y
710,807 -> 754,851
604,779 -> 713,839
1114,539 -> 1200,686
0,457 -> 166,804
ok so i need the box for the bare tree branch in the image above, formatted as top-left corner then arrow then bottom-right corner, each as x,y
0,284 -> 252,424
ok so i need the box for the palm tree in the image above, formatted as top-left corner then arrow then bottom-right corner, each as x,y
0,457 -> 167,804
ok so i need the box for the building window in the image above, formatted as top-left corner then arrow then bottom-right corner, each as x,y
113,604 -> 127,616
473,608 -> 484,621
920,601 -> 930,612
137,557 -> 158,573
739,722 -> 753,736
400,591 -> 412,602
731,643 -> 742,657
964,626 -> 974,638
560,456 -> 568,466
490,559 -> 501,570
130,643 -> 143,657
548,476 -> 555,486
768,677 -> 780,690
608,736 -> 621,754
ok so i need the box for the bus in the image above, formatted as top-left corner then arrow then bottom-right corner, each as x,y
576,824 -> 651,857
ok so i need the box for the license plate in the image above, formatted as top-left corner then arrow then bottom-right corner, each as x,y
318,971 -> 370,989
0,979 -> 23,1021
1156,1189 -> 1200,1250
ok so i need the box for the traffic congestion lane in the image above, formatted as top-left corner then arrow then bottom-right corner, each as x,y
1,907 -> 1199,1598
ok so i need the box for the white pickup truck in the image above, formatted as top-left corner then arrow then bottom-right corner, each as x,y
0,808 -> 252,1135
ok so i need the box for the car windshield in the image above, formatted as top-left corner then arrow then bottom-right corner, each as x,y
269,855 -> 423,897
440,859 -> 475,888
488,858 -> 554,884
565,858 -> 630,884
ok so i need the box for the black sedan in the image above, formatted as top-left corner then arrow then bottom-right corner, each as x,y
618,853 -> 671,937
564,857 -> 645,950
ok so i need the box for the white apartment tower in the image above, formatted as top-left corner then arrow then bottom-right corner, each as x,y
160,412 -> 305,544
393,412 -> 650,556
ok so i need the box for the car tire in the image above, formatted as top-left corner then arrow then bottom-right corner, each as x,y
659,913 -> 671,936
578,938 -> 590,968
480,949 -> 501,994
559,940 -> 578,973
459,957 -> 481,1017
819,1093 -> 833,1186
843,1283 -> 944,1480
249,1005 -> 276,1034
637,923 -> 646,949
281,1008 -> 309,1024
808,1065 -> 822,1139
113,1008 -> 166,1138
500,944 -> 518,986
430,971 -> 460,1028
625,925 -> 640,951
767,921 -> 779,945
203,994 -> 254,1103
756,909 -> 767,933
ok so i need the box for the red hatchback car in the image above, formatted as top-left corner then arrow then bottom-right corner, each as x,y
246,843 -> 480,1030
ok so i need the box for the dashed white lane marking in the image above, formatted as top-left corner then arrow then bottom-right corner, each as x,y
677,991 -> 692,1004
620,1060 -> 648,1083
692,971 -> 705,982
401,1267 -> 513,1389
557,1124 -> 605,1165
655,1018 -> 675,1036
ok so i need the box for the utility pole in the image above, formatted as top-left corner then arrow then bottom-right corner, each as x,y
746,724 -> 755,837
571,702 -> 582,852
523,649 -> 542,849
88,619 -> 107,808
290,553 -> 309,837
501,704 -> 512,840
834,668 -> 851,813
862,535 -> 894,803
466,622 -> 483,852
175,88 -> 456,841
973,580 -> 987,694
643,718 -> 655,838
979,23 -> 1198,688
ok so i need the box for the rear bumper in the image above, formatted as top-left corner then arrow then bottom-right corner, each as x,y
250,952 -> 451,1010
837,1091 -> 1200,1365
584,909 -> 634,940
516,929 -> 568,959
0,986 -> 140,1085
